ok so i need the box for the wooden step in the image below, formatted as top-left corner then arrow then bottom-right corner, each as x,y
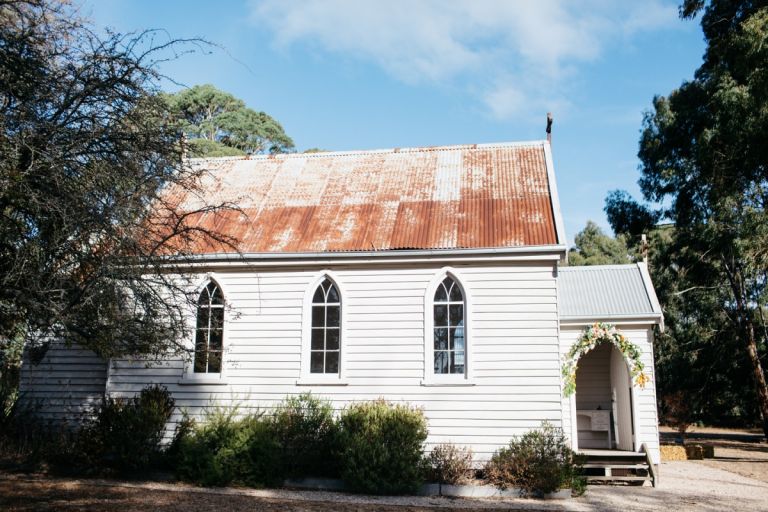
586,476 -> 651,482
582,464 -> 648,469
577,444 -> 657,488
581,453 -> 646,459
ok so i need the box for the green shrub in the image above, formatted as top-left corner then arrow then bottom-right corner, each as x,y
338,399 -> 428,495
77,384 -> 175,473
270,393 -> 339,478
0,334 -> 22,428
426,443 -> 474,485
165,411 -> 196,468
0,411 -> 79,470
175,406 -> 282,487
484,422 -> 584,498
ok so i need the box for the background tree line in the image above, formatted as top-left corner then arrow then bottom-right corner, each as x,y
569,0 -> 768,437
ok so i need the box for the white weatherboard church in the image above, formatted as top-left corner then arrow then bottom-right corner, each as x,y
21,140 -> 663,478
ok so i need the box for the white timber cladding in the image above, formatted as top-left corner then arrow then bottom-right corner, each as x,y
106,261 -> 561,461
559,324 -> 660,465
18,341 -> 107,423
574,343 -> 612,449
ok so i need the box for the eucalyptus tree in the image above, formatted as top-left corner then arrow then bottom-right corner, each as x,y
606,0 -> 768,436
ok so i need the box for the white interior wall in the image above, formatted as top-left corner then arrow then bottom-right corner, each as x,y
575,343 -> 612,448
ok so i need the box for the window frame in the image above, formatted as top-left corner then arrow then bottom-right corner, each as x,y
299,271 -> 347,386
181,276 -> 229,385
423,268 -> 474,386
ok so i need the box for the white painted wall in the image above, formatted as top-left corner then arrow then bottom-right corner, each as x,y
574,343 -> 611,448
560,324 -> 660,464
18,341 -> 107,423
16,260 -> 660,466
107,261 -> 562,462
610,345 -> 634,451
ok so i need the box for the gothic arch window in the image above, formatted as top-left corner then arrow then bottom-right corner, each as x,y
194,280 -> 224,374
433,276 -> 465,375
310,278 -> 341,374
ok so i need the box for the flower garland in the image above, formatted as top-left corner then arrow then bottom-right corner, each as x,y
561,322 -> 648,397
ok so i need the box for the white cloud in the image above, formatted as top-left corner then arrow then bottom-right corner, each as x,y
249,0 -> 679,120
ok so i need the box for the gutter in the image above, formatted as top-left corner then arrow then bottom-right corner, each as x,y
157,244 -> 568,268
560,313 -> 664,329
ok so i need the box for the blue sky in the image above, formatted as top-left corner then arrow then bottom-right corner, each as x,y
82,0 -> 705,245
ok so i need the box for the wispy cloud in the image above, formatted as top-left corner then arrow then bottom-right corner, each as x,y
249,0 -> 679,120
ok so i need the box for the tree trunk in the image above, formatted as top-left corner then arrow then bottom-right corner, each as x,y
743,316 -> 768,439
729,266 -> 768,439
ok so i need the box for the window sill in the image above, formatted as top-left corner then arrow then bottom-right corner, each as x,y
420,379 -> 475,387
296,378 -> 348,387
177,377 -> 229,386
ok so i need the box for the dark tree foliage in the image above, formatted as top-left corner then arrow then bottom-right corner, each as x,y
0,0 -> 239,360
641,227 -> 760,426
606,0 -> 768,434
604,191 -> 660,237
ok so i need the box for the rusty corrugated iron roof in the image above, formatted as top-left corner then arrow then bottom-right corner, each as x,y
161,141 -> 562,254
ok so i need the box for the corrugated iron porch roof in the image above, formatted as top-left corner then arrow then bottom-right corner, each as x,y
160,140 -> 563,255
558,263 -> 663,322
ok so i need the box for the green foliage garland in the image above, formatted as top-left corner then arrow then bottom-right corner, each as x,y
561,323 -> 647,397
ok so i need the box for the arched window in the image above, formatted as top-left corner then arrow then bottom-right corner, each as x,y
310,278 -> 341,374
194,280 -> 224,374
433,276 -> 465,375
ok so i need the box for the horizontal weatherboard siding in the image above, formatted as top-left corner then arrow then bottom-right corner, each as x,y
18,342 -> 107,423
107,262 -> 561,460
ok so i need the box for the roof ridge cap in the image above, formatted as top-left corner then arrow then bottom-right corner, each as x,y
560,264 -> 640,271
186,140 -> 548,163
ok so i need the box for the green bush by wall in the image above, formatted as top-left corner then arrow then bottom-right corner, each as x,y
337,399 -> 428,495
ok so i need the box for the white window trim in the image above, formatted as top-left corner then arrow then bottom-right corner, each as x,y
180,273 -> 229,386
298,271 -> 348,386
422,267 -> 474,386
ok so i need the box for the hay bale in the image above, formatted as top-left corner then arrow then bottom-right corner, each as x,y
660,445 -> 687,461
685,444 -> 704,460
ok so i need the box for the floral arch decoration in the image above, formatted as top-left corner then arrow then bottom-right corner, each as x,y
561,322 -> 648,397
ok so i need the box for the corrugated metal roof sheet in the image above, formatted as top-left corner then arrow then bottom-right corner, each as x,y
558,264 -> 662,319
160,141 -> 560,254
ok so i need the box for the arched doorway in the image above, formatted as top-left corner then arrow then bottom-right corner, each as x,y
575,343 -> 635,451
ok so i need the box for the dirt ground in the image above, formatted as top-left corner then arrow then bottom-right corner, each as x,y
0,475 -> 556,512
1,428 -> 766,512
3,462 -> 768,512
659,426 -> 768,484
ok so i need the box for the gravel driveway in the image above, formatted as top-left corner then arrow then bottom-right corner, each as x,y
1,461 -> 767,512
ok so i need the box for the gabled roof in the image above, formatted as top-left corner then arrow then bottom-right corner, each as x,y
558,263 -> 663,323
163,141 -> 565,255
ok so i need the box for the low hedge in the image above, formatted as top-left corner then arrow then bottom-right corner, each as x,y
271,392 -> 340,478
175,407 -> 282,487
485,422 -> 584,497
337,399 -> 428,495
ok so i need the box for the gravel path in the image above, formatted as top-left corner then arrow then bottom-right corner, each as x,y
2,461 -> 767,511
582,461 -> 768,512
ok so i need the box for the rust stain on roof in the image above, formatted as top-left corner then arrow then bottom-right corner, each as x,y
161,141 -> 559,254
